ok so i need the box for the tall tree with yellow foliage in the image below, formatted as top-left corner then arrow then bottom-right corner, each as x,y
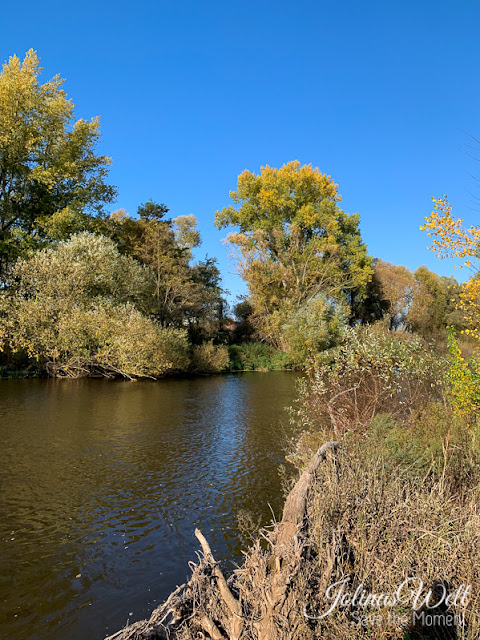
214,161 -> 372,347
421,196 -> 480,339
0,50 -> 116,280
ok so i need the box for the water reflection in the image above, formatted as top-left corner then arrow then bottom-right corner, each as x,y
0,372 -> 300,640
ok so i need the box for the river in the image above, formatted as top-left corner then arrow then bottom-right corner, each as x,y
0,372 -> 300,640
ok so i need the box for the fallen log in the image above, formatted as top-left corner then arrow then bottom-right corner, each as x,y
105,440 -> 339,640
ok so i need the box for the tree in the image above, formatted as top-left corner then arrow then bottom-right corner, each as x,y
0,233 -> 189,377
109,202 -> 226,335
214,161 -> 372,347
232,299 -> 255,342
0,50 -> 116,280
137,200 -> 170,221
421,196 -> 480,339
281,294 -> 347,365
350,259 -> 390,324
373,259 -> 414,330
407,266 -> 463,338
187,257 -> 227,341
173,214 -> 201,255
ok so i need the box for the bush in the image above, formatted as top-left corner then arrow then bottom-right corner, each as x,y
190,341 -> 229,373
293,324 -> 444,437
281,294 -> 347,365
228,342 -> 291,371
446,327 -> 480,419
0,233 -> 191,378
9,231 -> 155,312
2,298 -> 189,378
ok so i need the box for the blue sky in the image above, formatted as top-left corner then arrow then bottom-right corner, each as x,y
2,0 -> 480,302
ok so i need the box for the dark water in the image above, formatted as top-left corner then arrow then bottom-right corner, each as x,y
0,372 -> 300,640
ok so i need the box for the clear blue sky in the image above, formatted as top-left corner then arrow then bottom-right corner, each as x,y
2,0 -> 480,303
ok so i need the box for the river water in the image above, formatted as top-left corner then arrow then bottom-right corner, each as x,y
0,372 -> 300,640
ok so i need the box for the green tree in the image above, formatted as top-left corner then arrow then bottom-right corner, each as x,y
127,207 -> 200,326
0,50 -> 116,280
407,266 -> 463,338
109,202 -> 226,335
214,161 -> 372,347
281,294 -> 347,365
350,260 -> 390,324
186,257 -> 227,341
232,299 -> 255,342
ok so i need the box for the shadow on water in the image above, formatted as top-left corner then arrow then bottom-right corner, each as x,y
0,372 -> 300,640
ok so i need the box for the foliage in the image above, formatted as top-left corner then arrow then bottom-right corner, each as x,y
110,203 -> 226,336
372,258 -> 414,329
228,342 -> 291,371
364,404 -> 480,484
190,341 -> 229,373
445,327 -> 480,418
2,297 -> 189,379
0,50 -> 116,280
214,161 -> 372,346
353,259 -> 463,336
421,196 -> 480,339
231,299 -> 255,342
0,233 -> 190,377
173,214 -> 201,255
295,325 -> 444,436
280,294 -> 347,365
187,257 -> 227,341
8,231 -> 154,311
350,259 -> 390,324
407,266 -> 464,338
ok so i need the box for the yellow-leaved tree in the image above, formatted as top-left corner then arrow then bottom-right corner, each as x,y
0,50 -> 116,281
214,161 -> 372,353
421,197 -> 480,339
421,196 -> 480,415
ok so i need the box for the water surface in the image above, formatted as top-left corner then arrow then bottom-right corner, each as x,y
0,372 -> 300,640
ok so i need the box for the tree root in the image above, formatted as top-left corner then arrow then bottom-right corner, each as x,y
105,440 -> 339,640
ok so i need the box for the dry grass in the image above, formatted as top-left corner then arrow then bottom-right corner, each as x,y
106,438 -> 480,640
298,447 -> 480,639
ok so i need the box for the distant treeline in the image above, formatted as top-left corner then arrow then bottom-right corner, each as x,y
0,51 -> 471,379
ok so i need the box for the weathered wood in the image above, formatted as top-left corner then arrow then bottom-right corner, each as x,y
275,440 -> 339,548
105,440 -> 339,640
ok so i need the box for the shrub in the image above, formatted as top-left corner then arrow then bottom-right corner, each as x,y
9,231 -> 155,313
281,294 -> 347,365
190,341 -> 229,373
294,324 -> 444,436
228,342 -> 291,371
2,298 -> 189,378
0,233 -> 191,377
446,327 -> 480,419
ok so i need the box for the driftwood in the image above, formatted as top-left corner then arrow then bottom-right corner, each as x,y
105,440 -> 339,640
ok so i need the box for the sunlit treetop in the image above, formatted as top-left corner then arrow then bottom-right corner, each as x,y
421,196 -> 480,267
421,195 -> 480,341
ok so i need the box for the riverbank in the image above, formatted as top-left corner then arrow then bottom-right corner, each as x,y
0,342 -> 293,379
0,342 -> 292,380
108,426 -> 480,640
106,327 -> 480,639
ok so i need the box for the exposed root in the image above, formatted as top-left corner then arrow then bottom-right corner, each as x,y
105,441 -> 339,640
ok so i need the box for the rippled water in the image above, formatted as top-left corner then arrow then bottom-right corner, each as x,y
0,372 -> 300,640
